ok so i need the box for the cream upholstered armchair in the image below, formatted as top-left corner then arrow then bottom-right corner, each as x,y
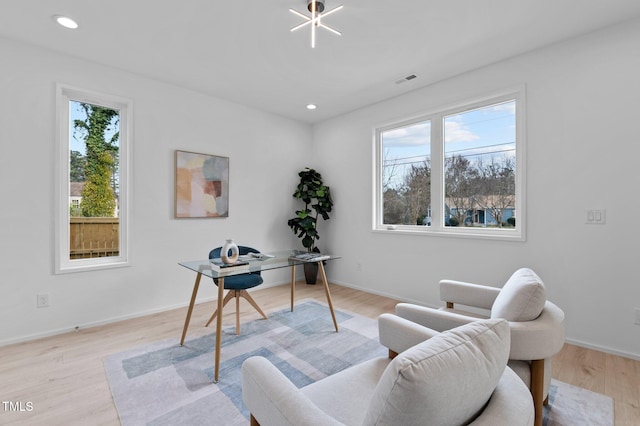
395,268 -> 564,426
242,315 -> 534,426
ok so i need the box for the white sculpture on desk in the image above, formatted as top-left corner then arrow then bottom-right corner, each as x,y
221,239 -> 239,264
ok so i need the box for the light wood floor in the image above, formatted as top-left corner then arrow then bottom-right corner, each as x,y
1,282 -> 638,425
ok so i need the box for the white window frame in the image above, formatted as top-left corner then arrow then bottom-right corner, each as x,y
55,84 -> 132,273
373,87 -> 526,241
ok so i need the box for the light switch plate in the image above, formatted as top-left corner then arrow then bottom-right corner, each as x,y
586,209 -> 606,224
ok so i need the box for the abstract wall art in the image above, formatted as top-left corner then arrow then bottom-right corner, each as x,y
175,150 -> 229,218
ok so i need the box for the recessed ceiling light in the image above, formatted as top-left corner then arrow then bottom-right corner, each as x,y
54,15 -> 79,29
306,104 -> 317,110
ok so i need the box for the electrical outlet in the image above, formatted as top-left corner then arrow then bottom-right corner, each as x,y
356,261 -> 362,272
635,308 -> 640,325
37,293 -> 49,308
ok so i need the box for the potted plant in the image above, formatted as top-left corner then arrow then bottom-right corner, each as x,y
287,168 -> 334,284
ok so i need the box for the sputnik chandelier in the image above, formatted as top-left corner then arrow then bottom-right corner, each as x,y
290,0 -> 344,48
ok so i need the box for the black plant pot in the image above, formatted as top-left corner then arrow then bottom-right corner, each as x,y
303,262 -> 318,285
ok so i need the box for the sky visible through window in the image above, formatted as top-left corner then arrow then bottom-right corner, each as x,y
382,100 -> 515,189
382,120 -> 430,190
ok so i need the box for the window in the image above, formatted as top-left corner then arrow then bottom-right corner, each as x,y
374,89 -> 524,240
55,85 -> 131,272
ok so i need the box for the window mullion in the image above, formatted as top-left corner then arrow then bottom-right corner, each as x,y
430,115 -> 444,229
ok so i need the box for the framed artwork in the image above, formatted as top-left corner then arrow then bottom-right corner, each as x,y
175,150 -> 229,218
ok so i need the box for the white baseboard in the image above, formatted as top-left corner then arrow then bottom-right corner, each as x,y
329,279 -> 640,361
328,278 -> 439,308
564,337 -> 640,361
4,278 -> 640,362
0,280 -> 285,347
0,301 -> 192,347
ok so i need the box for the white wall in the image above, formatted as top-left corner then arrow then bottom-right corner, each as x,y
3,18 -> 640,360
312,18 -> 640,359
0,37 -> 311,345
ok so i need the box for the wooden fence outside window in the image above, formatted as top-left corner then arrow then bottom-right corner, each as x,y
69,217 -> 119,259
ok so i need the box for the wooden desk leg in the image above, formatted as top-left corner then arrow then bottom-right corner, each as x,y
214,277 -> 224,383
318,262 -> 338,332
290,265 -> 296,312
180,272 -> 202,346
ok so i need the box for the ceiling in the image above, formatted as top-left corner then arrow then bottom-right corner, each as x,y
2,1 -> 640,124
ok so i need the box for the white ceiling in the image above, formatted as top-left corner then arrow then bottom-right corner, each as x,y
2,1 -> 640,124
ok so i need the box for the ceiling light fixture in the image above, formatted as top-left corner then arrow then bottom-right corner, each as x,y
54,15 -> 78,29
290,0 -> 343,48
306,104 -> 317,110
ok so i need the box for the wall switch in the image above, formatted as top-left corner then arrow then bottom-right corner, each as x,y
37,293 -> 49,308
586,209 -> 606,224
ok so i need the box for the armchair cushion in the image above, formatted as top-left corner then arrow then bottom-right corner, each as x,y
363,318 -> 510,426
491,268 -> 546,322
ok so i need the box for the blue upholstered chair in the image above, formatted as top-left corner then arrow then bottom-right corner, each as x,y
207,245 -> 267,335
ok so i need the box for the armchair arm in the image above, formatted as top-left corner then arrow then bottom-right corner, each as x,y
378,313 -> 439,355
242,356 -> 344,426
395,303 -> 477,333
507,301 -> 565,360
439,280 -> 500,310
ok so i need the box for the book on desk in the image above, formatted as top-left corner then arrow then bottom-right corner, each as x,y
289,253 -> 330,262
210,252 -> 277,271
209,259 -> 250,271
241,252 -> 275,261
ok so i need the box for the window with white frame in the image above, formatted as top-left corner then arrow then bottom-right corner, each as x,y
55,85 -> 131,273
374,89 -> 525,240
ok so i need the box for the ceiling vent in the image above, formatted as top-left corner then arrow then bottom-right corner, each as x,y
395,74 -> 417,84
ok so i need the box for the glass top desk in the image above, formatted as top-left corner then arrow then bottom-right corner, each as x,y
178,249 -> 340,382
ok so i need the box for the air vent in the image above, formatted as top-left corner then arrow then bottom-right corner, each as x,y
395,74 -> 417,84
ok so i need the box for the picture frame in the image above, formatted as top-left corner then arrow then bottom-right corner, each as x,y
174,150 -> 229,218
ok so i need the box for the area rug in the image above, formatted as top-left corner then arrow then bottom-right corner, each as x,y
104,300 -> 613,425
543,380 -> 613,425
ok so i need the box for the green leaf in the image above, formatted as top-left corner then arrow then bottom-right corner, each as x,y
302,235 -> 314,248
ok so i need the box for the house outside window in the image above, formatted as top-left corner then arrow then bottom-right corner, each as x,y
374,88 -> 525,240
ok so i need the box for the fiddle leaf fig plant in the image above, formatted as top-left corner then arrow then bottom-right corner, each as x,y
287,168 -> 333,252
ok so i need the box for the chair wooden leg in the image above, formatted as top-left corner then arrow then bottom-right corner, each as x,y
531,359 -> 545,426
250,414 -> 260,426
205,290 -> 234,327
206,289 -> 268,334
239,290 -> 268,319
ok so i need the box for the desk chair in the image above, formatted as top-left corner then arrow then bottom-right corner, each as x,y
207,245 -> 267,335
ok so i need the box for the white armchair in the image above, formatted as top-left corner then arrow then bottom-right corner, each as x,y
395,268 -> 565,426
242,315 -> 534,426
